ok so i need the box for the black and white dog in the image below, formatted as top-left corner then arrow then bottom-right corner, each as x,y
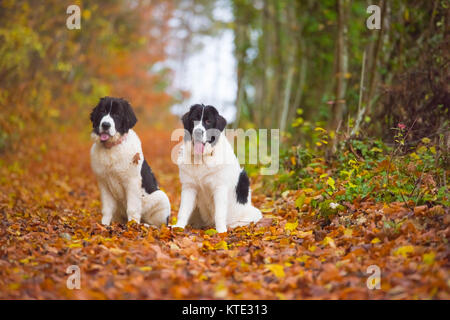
172,104 -> 262,233
90,97 -> 170,226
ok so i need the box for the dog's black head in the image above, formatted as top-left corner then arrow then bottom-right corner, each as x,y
181,104 -> 227,155
90,97 -> 137,143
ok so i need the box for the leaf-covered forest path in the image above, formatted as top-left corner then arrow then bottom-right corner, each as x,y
0,127 -> 448,299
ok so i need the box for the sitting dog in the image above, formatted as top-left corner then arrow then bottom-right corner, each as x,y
172,104 -> 262,233
90,96 -> 170,226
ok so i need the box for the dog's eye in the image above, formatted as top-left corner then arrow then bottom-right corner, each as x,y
205,120 -> 212,125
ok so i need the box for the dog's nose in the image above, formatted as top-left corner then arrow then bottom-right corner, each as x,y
193,128 -> 203,140
101,122 -> 111,130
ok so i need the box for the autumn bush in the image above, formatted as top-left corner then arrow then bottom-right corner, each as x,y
270,124 -> 449,222
0,0 -> 175,154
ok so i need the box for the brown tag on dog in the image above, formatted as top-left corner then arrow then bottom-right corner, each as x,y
132,153 -> 141,165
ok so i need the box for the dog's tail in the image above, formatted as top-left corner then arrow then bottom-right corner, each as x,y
141,190 -> 171,226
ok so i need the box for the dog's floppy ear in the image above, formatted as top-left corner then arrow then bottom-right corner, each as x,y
90,99 -> 103,128
215,113 -> 227,132
181,110 -> 192,141
121,99 -> 137,132
181,111 -> 190,130
90,106 -> 98,125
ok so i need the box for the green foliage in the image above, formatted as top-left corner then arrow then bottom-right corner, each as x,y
231,0 -> 447,157
270,125 -> 449,214
318,199 -> 345,220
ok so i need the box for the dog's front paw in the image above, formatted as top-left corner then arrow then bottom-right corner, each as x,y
101,216 -> 112,226
216,226 -> 227,233
171,223 -> 185,229
127,216 -> 141,224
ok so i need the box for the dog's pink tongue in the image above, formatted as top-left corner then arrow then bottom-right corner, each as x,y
194,142 -> 204,155
100,133 -> 110,142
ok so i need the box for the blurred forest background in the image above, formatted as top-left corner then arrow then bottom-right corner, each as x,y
232,0 -> 449,138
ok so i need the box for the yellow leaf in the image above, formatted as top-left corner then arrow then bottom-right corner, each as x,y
343,228 -> 353,237
265,264 -> 285,278
394,245 -> 414,258
417,146 -> 427,154
296,255 -> 310,263
82,9 -> 91,20
8,283 -> 20,290
322,236 -> 336,248
370,147 -> 383,153
327,177 -> 335,190
404,7 -> 410,21
214,281 -> 228,299
48,109 -> 60,118
205,229 -> 218,236
308,245 -> 317,252
421,137 -> 431,144
276,292 -> 286,300
202,241 -> 214,250
285,220 -> 298,232
139,266 -> 152,272
295,193 -> 306,209
423,252 -> 435,265
298,268 -> 305,277
214,241 -> 228,250
315,127 -> 327,132
371,237 -> 381,244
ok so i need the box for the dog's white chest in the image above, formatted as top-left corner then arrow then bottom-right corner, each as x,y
90,131 -> 142,201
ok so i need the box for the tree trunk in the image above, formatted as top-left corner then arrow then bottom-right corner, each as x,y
279,65 -> 295,133
290,49 -> 307,122
271,1 -> 284,128
330,0 -> 349,135
351,49 -> 367,137
366,0 -> 386,113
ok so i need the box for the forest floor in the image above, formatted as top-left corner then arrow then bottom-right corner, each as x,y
0,126 -> 448,299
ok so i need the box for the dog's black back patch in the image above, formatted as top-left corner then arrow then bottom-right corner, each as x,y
141,159 -> 158,194
236,169 -> 250,204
